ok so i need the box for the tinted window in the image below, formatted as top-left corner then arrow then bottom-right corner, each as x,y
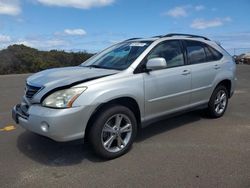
204,45 -> 223,61
185,41 -> 206,64
147,40 -> 184,68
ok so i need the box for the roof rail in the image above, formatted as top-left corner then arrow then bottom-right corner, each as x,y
124,38 -> 141,41
162,33 -> 210,41
151,35 -> 162,38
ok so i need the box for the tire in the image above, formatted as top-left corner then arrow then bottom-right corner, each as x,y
207,85 -> 229,118
88,105 -> 137,159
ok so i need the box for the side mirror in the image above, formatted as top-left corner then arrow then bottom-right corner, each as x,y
146,57 -> 167,71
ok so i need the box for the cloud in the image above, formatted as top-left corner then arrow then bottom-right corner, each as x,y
0,0 -> 114,16
36,0 -> 114,9
0,31 -> 125,52
190,17 -> 231,29
0,34 -> 11,42
195,5 -> 205,11
64,29 -> 87,36
191,19 -> 222,29
211,8 -> 217,12
16,38 -> 69,49
0,0 -> 21,16
223,17 -> 232,22
165,6 -> 188,18
164,5 -> 205,18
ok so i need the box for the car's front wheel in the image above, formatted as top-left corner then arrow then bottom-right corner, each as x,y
89,105 -> 137,159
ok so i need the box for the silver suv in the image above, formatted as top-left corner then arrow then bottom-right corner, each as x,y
12,33 -> 236,159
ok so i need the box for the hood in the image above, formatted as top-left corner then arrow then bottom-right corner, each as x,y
27,66 -> 119,88
26,66 -> 120,103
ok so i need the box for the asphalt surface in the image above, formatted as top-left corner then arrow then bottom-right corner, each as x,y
0,65 -> 250,188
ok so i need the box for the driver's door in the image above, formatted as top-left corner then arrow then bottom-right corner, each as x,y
143,40 -> 192,121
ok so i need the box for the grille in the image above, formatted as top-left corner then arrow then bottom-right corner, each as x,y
20,103 -> 29,117
25,84 -> 42,99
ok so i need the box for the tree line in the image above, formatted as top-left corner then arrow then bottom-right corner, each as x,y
0,44 -> 93,75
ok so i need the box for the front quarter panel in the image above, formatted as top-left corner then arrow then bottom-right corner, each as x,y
73,73 -> 145,119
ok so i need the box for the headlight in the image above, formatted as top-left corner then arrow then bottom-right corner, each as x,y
42,87 -> 87,108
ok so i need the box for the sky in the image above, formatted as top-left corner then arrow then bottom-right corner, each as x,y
0,0 -> 250,54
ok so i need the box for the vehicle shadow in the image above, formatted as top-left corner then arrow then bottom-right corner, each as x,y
136,111 -> 204,142
17,110 -> 204,166
16,131 -> 103,165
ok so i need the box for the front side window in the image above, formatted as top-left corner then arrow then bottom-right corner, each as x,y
81,41 -> 152,70
147,40 -> 184,68
185,40 -> 206,64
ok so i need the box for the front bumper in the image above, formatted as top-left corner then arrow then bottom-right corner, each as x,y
12,104 -> 93,142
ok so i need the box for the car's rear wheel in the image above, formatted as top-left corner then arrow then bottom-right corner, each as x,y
207,85 -> 228,118
89,105 -> 137,159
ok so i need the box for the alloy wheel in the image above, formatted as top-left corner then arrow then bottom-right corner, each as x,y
214,90 -> 227,115
101,114 -> 132,153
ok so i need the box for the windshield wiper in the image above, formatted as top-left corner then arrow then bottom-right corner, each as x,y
85,65 -> 104,69
84,64 -> 120,70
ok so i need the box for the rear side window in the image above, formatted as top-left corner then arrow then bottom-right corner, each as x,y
185,40 -> 223,64
204,45 -> 223,61
185,41 -> 206,64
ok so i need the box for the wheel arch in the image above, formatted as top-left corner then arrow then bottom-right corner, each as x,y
84,97 -> 141,141
215,79 -> 232,98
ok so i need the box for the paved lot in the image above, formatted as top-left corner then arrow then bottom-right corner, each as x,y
0,65 -> 250,188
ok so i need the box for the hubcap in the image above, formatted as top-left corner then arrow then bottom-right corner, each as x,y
214,90 -> 227,114
101,114 -> 132,153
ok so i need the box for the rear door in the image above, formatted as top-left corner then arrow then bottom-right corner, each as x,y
183,40 -> 223,105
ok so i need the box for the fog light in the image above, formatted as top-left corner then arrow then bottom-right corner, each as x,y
41,122 -> 49,132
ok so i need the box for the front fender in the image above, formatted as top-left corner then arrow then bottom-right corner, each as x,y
73,74 -> 145,118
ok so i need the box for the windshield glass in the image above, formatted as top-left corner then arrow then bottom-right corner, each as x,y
81,41 -> 152,70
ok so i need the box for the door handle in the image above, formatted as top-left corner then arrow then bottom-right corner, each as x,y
214,64 -> 220,70
182,70 -> 191,75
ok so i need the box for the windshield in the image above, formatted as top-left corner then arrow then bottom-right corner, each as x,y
81,41 -> 152,70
